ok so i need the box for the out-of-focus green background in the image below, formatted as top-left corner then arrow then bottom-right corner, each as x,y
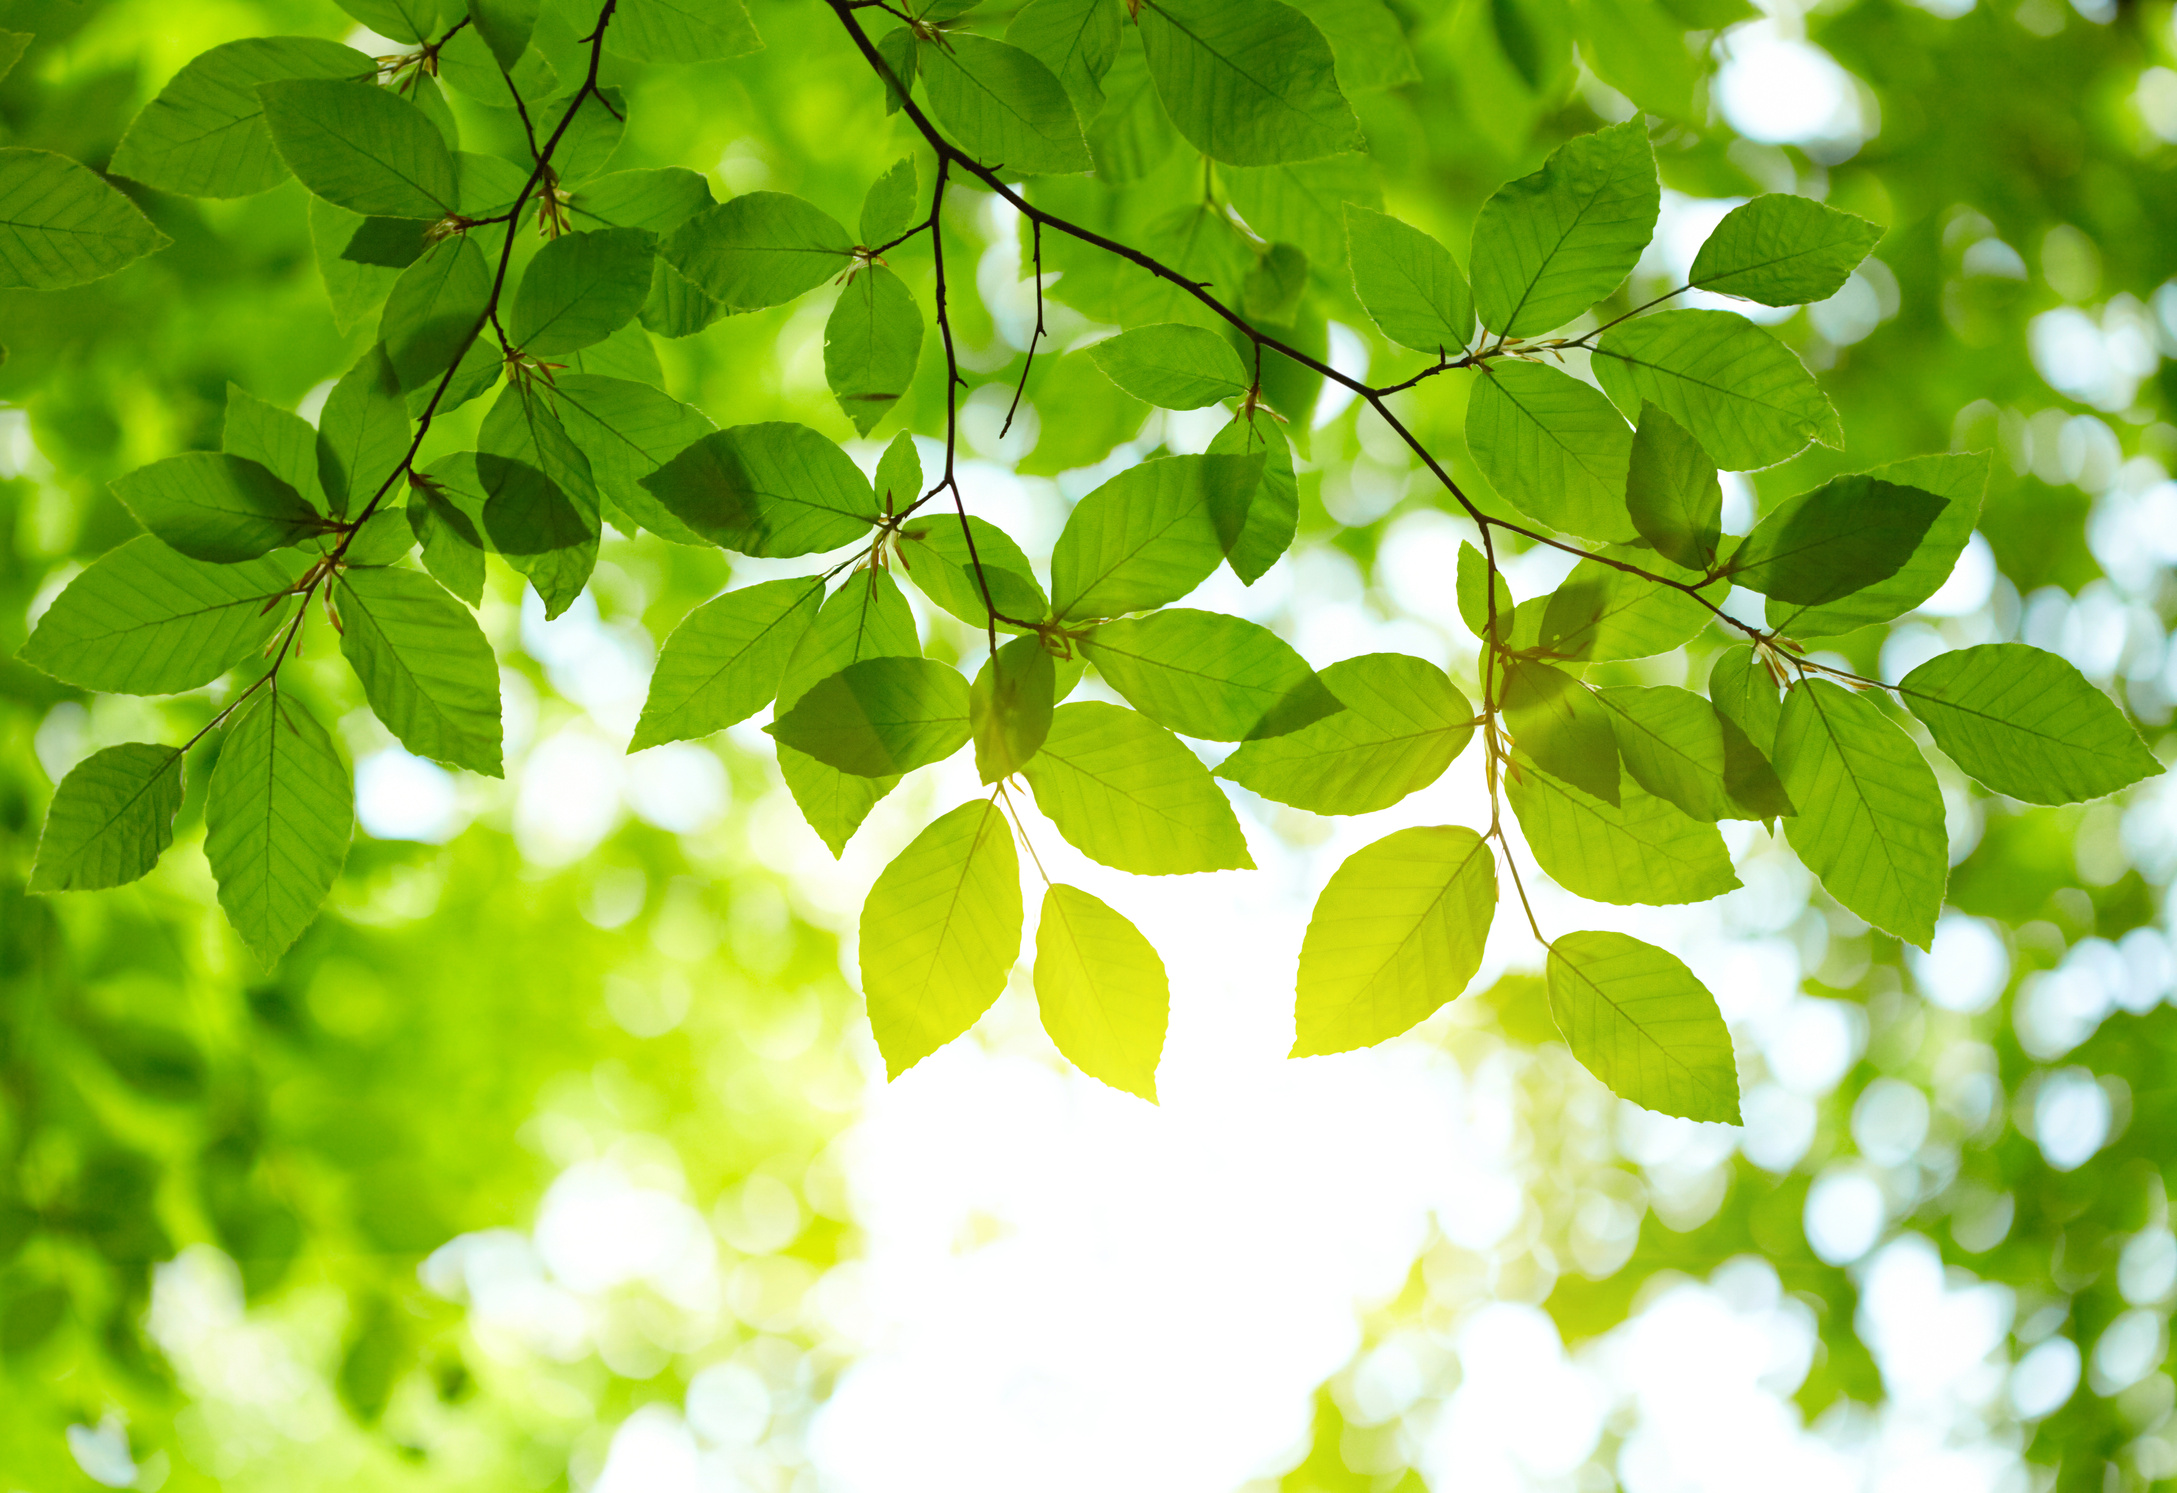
6,0 -> 2177,1488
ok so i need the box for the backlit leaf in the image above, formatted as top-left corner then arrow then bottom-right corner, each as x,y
1506,749 -> 1740,905
1773,679 -> 1946,948
1729,475 -> 1946,608
1502,659 -> 1619,804
1137,0 -> 1360,166
1469,119 -> 1657,337
205,688 -> 353,966
1006,0 -> 1122,118
767,656 -> 970,777
1689,193 -> 1883,308
1900,643 -> 2162,806
510,226 -> 656,356
1345,204 -> 1473,355
259,80 -> 458,219
859,797 -> 1022,1077
111,453 -> 323,563
633,577 -> 824,751
607,0 -> 763,62
1034,884 -> 1167,1101
1291,825 -> 1494,1056
28,744 -> 187,893
1049,454 -> 1262,620
380,235 -> 490,392
1205,407 -> 1297,584
21,537 -> 303,695
641,423 -> 877,557
665,192 -> 853,312
1081,608 -> 1343,741
334,566 -> 504,775
1465,360 -> 1637,543
1087,323 -> 1251,410
110,37 -> 371,199
1546,931 -> 1740,1122
1592,308 -> 1840,471
0,149 -> 170,290
1218,653 -> 1473,815
823,264 -> 923,435
1623,401 -> 1721,571
1767,451 -> 1990,639
919,33 -> 1092,176
972,636 -> 1057,783
1019,701 -> 1252,873
315,344 -> 411,520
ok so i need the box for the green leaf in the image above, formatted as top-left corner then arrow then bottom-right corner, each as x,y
1019,701 -> 1252,873
859,157 -> 921,246
1506,748 -> 1740,905
1900,643 -> 2162,806
475,389 -> 600,617
1689,193 -> 1883,308
1082,39 -> 1178,181
223,385 -> 326,511
1218,653 -> 1472,814
767,656 -> 971,777
606,0 -> 763,62
898,513 -> 1050,628
919,32 -> 1092,176
1006,0 -> 1122,118
1729,475 -> 1946,608
1773,679 -> 1946,947
28,744 -> 187,893
1291,825 -> 1495,1056
109,37 -> 371,199
316,344 -> 411,520
205,688 -> 353,967
824,265 -> 923,436
666,191 -> 854,312
1456,541 -> 1513,641
561,318 -> 662,385
407,475 -> 487,605
546,374 -> 713,544
632,578 -> 823,751
1708,645 -> 1779,752
1242,241 -> 1310,324
876,428 -> 923,511
20,537 -> 302,694
1624,401 -> 1721,571
1080,608 -> 1343,741
335,0 -> 441,42
515,85 -> 626,186
0,149 -> 170,290
507,227 -> 654,357
380,235 -> 489,392
340,215 -> 429,269
640,422 -> 876,556
0,31 -> 26,86
860,797 -> 1022,1078
777,570 -> 920,855
1767,451 -> 1990,639
1597,683 -> 1788,822
1592,309 -> 1840,471
1220,157 -> 1379,270
334,567 -> 503,776
1137,0 -> 1360,167
972,636 -> 1057,783
310,198 -> 401,334
876,25 -> 919,114
1344,205 -> 1472,355
1469,120 -> 1657,337
258,80 -> 458,219
346,507 -> 416,566
1545,931 -> 1740,1122
1205,408 -> 1296,585
1535,551 -> 1715,662
468,0 -> 541,67
1464,361 -> 1637,543
1287,0 -> 1418,91
575,167 -> 715,234
1502,659 -> 1619,804
1087,323 -> 1251,410
1034,884 -> 1167,1101
1049,453 -> 1262,620
1571,0 -> 1697,118
111,453 -> 323,564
